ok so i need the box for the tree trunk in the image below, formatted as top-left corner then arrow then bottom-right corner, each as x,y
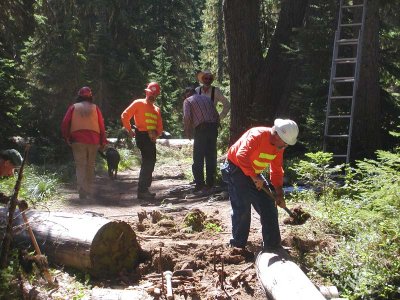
223,0 -> 309,144
260,0 -> 309,120
256,250 -> 325,300
352,0 -> 381,160
217,0 -> 225,81
0,209 -> 141,277
223,0 -> 265,144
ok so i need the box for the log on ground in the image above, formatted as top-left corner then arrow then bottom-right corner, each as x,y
0,209 -> 140,277
256,249 -> 325,300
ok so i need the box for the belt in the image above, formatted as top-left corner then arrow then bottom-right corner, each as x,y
195,122 -> 217,130
135,130 -> 149,135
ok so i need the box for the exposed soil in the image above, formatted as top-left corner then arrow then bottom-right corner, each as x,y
38,158 -> 332,300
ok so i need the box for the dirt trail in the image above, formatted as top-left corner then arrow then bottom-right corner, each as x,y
49,163 -> 292,299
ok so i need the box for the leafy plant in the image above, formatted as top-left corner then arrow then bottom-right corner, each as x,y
204,222 -> 222,233
0,251 -> 23,299
290,152 -> 343,203
0,166 -> 59,205
302,149 -> 400,300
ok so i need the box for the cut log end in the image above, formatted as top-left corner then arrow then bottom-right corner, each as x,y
90,221 -> 141,277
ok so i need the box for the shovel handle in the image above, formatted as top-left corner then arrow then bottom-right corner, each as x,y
283,206 -> 295,218
261,186 -> 295,218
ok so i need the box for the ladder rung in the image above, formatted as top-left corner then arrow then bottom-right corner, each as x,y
328,115 -> 351,119
338,39 -> 358,45
335,58 -> 357,63
342,4 -> 364,9
330,96 -> 353,100
340,23 -> 362,27
333,154 -> 348,158
325,135 -> 349,138
333,77 -> 355,83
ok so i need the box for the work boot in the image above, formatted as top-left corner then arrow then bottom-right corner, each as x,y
137,190 -> 156,200
193,184 -> 204,193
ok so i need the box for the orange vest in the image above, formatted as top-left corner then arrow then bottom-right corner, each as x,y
121,99 -> 163,135
70,102 -> 100,133
227,127 -> 284,187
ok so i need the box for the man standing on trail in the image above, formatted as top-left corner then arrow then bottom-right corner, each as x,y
61,87 -> 108,200
196,70 -> 230,120
121,82 -> 163,200
221,119 -> 299,250
183,87 -> 220,192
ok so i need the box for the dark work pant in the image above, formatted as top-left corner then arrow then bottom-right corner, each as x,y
221,161 -> 281,248
135,132 -> 156,193
192,122 -> 218,187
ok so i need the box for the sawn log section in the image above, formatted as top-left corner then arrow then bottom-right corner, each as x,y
256,249 -> 326,300
0,209 -> 140,277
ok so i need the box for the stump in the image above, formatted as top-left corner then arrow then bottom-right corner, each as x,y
0,209 -> 140,277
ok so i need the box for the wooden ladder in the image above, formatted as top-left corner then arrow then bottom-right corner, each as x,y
323,0 -> 367,164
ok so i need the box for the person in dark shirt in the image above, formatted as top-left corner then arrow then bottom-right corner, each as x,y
183,87 -> 220,192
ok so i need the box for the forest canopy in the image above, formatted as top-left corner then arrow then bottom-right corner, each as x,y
0,0 -> 399,163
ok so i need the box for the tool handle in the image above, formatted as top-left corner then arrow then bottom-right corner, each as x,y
261,186 -> 294,218
20,211 -> 54,284
283,207 -> 295,218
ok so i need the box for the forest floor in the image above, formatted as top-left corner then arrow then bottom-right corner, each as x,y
26,147 -> 334,300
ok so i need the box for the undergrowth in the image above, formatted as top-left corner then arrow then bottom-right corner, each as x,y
289,150 -> 400,300
0,165 -> 59,206
1,143 -> 398,299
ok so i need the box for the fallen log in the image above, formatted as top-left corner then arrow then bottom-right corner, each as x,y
0,209 -> 140,277
91,287 -> 152,300
256,249 -> 325,300
156,139 -> 193,147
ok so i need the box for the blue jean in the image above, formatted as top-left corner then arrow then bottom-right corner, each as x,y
221,161 -> 281,248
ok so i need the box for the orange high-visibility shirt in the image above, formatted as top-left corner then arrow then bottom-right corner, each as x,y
227,127 -> 284,188
121,99 -> 163,135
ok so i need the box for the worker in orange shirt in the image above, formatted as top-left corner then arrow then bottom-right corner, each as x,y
121,82 -> 163,200
221,119 -> 299,251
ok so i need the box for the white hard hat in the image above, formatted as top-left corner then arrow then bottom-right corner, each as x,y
274,119 -> 299,145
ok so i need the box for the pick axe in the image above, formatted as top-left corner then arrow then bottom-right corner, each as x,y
261,184 -> 295,219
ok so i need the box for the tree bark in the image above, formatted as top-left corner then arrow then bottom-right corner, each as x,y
352,0 -> 381,160
223,0 -> 264,144
223,0 -> 309,144
217,0 -> 225,81
261,0 -> 309,119
0,209 -> 141,277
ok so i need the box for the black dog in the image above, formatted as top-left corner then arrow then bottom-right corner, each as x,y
98,147 -> 120,179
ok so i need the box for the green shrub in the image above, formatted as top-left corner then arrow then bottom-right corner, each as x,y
309,150 -> 400,300
0,166 -> 59,205
290,152 -> 343,204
